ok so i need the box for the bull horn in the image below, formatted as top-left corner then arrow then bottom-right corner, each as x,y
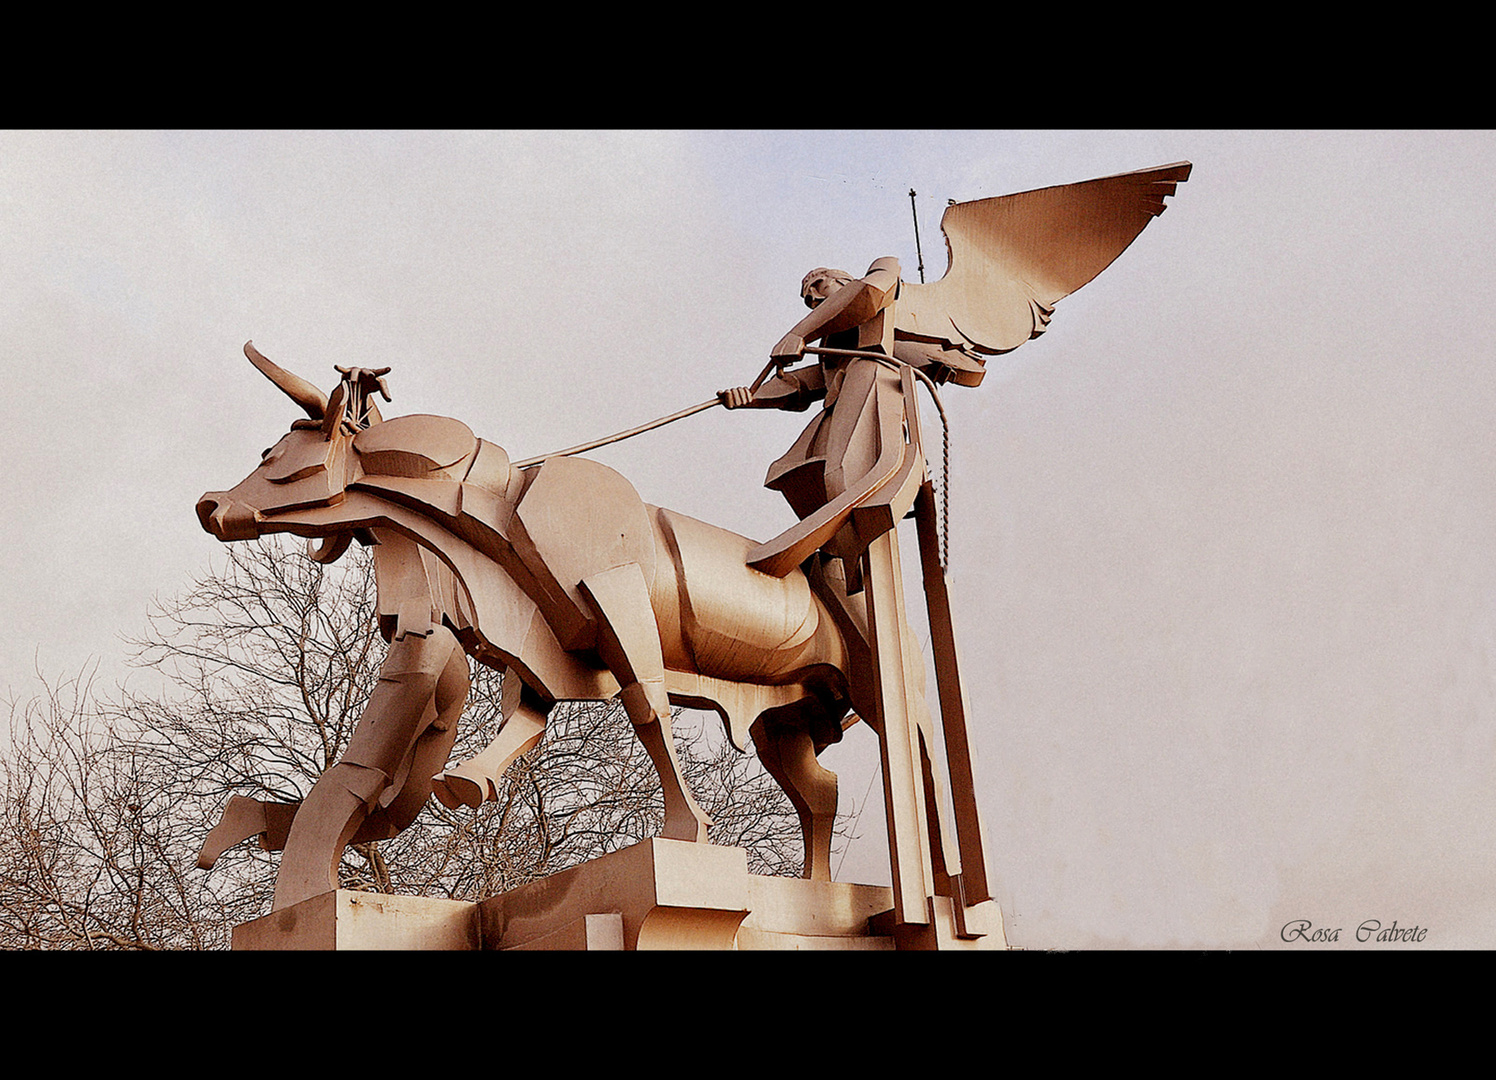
245,341 -> 328,421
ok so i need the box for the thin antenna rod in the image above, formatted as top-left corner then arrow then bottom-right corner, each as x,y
909,188 -> 926,284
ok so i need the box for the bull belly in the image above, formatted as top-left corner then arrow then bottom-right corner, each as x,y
651,507 -> 841,684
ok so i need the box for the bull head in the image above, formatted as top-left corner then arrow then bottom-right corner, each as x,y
197,343 -> 370,563
198,342 -> 491,567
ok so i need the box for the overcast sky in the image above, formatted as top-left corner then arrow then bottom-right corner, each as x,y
4,130 -> 1494,949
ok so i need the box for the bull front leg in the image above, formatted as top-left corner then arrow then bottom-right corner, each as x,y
431,670 -> 552,810
346,640 -> 469,841
198,634 -> 470,875
271,621 -> 464,911
197,795 -> 298,869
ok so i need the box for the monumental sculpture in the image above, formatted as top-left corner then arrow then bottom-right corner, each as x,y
194,161 -> 1191,945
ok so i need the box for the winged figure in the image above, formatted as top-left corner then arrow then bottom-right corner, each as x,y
713,163 -> 1192,927
720,160 -> 1193,575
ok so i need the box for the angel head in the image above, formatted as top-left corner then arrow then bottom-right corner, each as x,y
800,268 -> 854,309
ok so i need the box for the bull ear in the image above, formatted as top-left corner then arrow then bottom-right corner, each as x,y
245,341 -> 328,421
306,532 -> 353,564
321,382 -> 348,440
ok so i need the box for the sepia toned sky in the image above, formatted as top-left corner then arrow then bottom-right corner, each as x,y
4,130 -> 1494,949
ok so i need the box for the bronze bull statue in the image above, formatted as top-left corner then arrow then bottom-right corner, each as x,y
194,343 -> 921,912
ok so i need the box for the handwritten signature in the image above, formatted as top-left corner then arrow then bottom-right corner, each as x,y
1280,919 -> 1428,943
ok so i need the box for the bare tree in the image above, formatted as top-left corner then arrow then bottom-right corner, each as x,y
1,538 -> 846,948
0,670 -> 241,949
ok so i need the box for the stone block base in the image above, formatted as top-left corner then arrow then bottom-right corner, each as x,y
231,889 -> 480,951
232,838 -> 1007,950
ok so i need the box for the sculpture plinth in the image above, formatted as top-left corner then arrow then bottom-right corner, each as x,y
231,839 -> 1007,950
232,889 -> 480,951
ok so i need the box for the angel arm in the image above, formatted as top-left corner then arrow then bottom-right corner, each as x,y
891,338 -> 989,387
771,257 -> 901,363
718,363 -> 827,411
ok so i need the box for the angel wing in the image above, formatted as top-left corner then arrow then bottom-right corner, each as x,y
897,161 -> 1192,356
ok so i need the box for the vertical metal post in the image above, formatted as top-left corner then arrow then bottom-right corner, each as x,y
862,529 -> 933,925
909,189 -> 926,284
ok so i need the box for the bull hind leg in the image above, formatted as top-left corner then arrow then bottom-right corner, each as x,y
580,562 -> 711,843
432,669 -> 552,810
750,708 -> 840,881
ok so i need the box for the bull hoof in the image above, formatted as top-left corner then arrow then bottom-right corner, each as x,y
432,765 -> 491,810
197,794 -> 268,870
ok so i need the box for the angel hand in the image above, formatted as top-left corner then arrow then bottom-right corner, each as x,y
718,386 -> 755,410
771,332 -> 806,365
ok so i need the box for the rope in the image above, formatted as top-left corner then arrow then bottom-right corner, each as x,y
513,347 -> 955,571
512,398 -> 721,469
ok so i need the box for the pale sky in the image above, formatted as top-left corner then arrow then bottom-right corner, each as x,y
4,130 -> 1494,948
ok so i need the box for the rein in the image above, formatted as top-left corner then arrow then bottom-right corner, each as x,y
511,398 -> 722,469
512,347 -> 954,569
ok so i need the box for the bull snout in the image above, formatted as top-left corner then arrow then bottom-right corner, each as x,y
197,492 -> 262,541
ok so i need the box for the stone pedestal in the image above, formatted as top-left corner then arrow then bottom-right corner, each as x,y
232,838 -> 1007,950
231,889 -> 480,951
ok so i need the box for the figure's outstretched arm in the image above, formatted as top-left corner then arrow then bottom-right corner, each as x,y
718,363 -> 826,412
722,257 -> 901,412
